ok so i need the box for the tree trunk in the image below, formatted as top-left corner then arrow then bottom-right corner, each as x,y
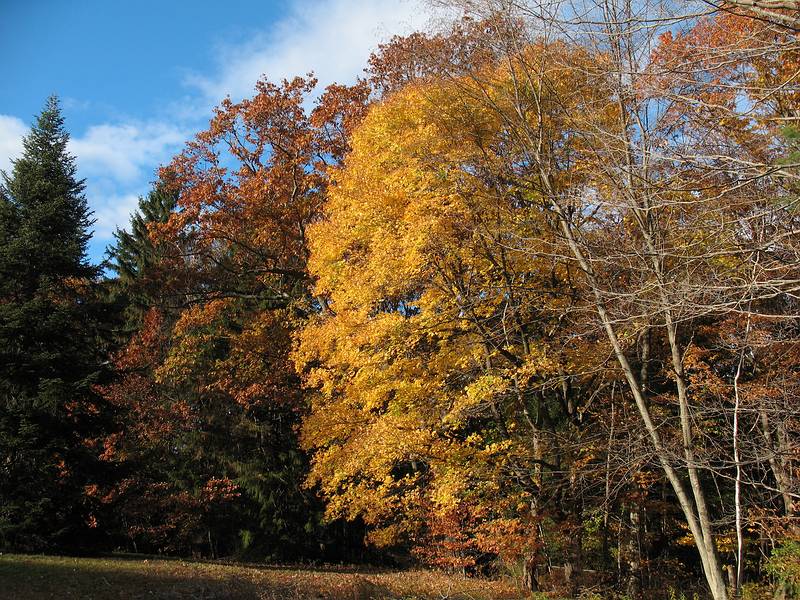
522,555 -> 539,592
550,202 -> 730,600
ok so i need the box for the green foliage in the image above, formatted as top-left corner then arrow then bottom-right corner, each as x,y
740,583 -> 772,600
0,96 -> 110,552
766,542 -> 800,596
666,588 -> 701,600
108,184 -> 177,284
0,96 -> 94,286
107,182 -> 178,331
781,126 -> 800,156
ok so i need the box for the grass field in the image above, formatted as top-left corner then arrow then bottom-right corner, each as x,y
0,553 -> 525,600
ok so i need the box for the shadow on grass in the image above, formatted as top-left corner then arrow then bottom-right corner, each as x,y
101,552 -> 398,576
0,555 -> 395,600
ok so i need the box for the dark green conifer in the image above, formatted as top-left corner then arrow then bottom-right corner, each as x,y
108,184 -> 177,285
0,96 -> 107,551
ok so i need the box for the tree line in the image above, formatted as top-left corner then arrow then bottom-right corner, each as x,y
1,2 -> 798,598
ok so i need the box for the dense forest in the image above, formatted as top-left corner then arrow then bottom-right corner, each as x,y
1,1 -> 799,598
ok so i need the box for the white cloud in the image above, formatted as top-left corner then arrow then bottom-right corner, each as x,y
68,121 -> 188,242
90,192 -> 141,239
1,116 -> 186,187
2,0 -> 448,251
69,122 -> 187,184
187,0 -> 434,103
0,114 -> 27,175
0,113 -> 185,243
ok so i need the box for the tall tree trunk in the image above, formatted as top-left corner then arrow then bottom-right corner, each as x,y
760,408 -> 795,516
548,199 -> 729,600
732,313 -> 752,597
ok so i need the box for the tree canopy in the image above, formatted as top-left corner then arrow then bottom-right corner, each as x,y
0,97 -> 110,552
2,4 -> 799,598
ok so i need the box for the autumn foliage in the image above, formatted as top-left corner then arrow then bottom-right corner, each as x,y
3,3 -> 799,599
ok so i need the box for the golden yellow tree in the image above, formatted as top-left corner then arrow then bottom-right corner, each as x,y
297,46 -> 620,585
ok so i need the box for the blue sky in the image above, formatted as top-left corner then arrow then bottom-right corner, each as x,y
1,0 -> 434,262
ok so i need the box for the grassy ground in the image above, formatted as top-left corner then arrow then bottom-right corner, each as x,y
0,553 -> 525,600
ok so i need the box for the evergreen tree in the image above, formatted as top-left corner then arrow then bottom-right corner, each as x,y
0,96 -> 108,551
107,182 -> 179,332
108,183 -> 177,286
